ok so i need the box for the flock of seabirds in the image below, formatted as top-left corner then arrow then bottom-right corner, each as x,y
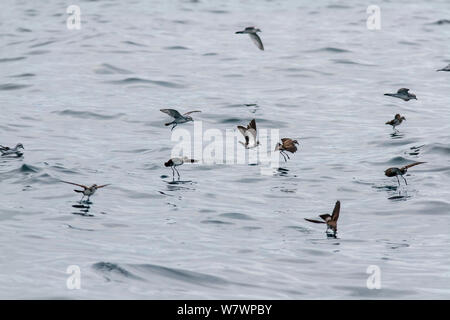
2,26 -> 445,237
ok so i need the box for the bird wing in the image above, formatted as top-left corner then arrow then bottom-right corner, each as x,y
402,162 -> 426,170
304,218 -> 326,224
183,110 -> 201,116
249,33 -> 264,50
248,119 -> 257,131
237,126 -> 247,137
60,180 -> 88,189
96,184 -> 110,189
0,145 -> 10,150
160,109 -> 183,119
331,201 -> 340,222
398,88 -> 409,94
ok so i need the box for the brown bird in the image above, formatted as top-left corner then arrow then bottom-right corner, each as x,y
385,114 -> 406,131
305,201 -> 340,234
275,138 -> 299,162
384,162 -> 426,185
61,181 -> 110,201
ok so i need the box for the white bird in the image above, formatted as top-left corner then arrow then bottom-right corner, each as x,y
0,143 -> 24,156
160,109 -> 201,131
235,27 -> 264,51
237,119 -> 259,149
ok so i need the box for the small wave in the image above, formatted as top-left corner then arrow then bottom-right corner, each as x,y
54,109 -> 124,120
92,262 -> 144,281
10,73 -> 35,78
122,40 -> 146,47
219,212 -> 254,220
0,83 -> 31,90
164,46 -> 189,50
29,40 -> 57,48
313,47 -> 350,53
107,77 -> 184,88
0,57 -> 26,63
93,63 -> 132,75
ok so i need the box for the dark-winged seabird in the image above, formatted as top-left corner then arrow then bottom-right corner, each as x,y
384,88 -> 417,101
275,138 -> 299,162
61,181 -> 110,201
237,119 -> 259,149
235,27 -> 264,51
0,143 -> 24,156
384,162 -> 426,186
385,114 -> 406,131
160,109 -> 201,131
305,201 -> 340,235
165,157 -> 198,179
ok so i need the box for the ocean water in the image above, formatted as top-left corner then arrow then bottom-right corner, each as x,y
1,0 -> 450,299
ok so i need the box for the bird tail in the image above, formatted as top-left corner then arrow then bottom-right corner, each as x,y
74,189 -> 84,193
402,162 -> 426,170
165,122 -> 173,126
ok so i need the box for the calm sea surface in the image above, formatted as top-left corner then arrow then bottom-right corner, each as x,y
1,0 -> 450,299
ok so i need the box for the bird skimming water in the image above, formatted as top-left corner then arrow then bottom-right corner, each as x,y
384,88 -> 417,101
61,181 -> 110,202
237,119 -> 259,149
160,109 -> 201,131
305,201 -> 341,236
165,157 -> 198,179
275,138 -> 299,162
384,162 -> 426,186
0,143 -> 24,157
235,27 -> 264,51
385,114 -> 406,131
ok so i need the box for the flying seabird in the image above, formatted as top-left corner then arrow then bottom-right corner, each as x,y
61,181 -> 110,201
305,201 -> 341,235
384,162 -> 426,186
164,157 -> 198,179
237,119 -> 259,149
384,88 -> 417,101
275,138 -> 299,162
160,109 -> 201,131
235,26 -> 264,51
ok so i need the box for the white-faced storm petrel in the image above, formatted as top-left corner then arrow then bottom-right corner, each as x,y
385,114 -> 406,131
61,181 -> 110,201
305,200 -> 341,234
237,119 -> 260,149
160,109 -> 201,131
235,27 -> 264,51
275,138 -> 299,162
164,157 -> 198,179
384,88 -> 417,101
384,162 -> 426,186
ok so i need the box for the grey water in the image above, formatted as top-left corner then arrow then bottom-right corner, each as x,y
1,0 -> 450,299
